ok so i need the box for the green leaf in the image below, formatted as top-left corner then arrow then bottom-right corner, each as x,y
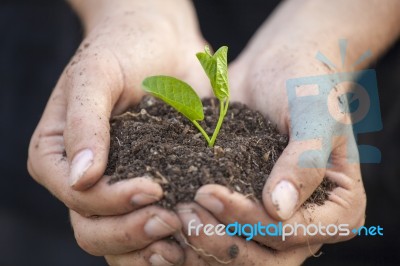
204,45 -> 213,56
142,76 -> 204,121
196,46 -> 229,100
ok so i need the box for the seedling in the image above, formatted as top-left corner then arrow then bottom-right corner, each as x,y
142,46 -> 230,147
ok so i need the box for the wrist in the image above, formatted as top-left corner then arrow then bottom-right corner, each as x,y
69,0 -> 157,33
67,0 -> 202,39
67,0 -> 113,31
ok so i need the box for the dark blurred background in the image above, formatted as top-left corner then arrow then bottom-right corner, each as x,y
0,0 -> 399,265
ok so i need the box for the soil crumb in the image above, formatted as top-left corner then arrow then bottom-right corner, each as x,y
106,96 -> 336,209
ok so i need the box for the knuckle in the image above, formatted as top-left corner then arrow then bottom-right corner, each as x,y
27,157 -> 39,183
299,150 -> 326,171
114,229 -> 136,247
65,196 -> 95,217
348,192 -> 366,231
64,201 -> 83,215
65,113 -> 84,133
66,48 -> 124,94
27,132 -> 42,183
74,232 -> 99,256
71,216 -> 102,256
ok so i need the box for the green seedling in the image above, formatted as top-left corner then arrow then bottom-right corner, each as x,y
142,46 -> 230,147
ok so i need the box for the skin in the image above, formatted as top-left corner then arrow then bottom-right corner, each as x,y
27,0 -> 400,265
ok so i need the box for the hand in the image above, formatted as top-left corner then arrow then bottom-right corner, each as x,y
105,239 -> 185,266
104,204 -> 308,266
158,49 -> 365,265
175,203 -> 320,265
194,46 -> 366,251
27,0 -> 209,260
188,0 -> 386,254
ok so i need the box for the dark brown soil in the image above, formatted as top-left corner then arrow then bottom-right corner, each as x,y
106,96 -> 335,209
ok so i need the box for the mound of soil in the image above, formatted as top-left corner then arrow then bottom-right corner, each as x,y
106,96 -> 335,209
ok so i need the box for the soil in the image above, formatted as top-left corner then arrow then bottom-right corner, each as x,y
106,96 -> 336,209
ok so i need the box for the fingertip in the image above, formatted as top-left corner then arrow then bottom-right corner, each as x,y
264,179 -> 299,221
196,184 -> 231,196
69,149 -> 94,188
143,209 -> 183,240
128,177 -> 164,199
148,253 -> 177,266
149,241 -> 184,266
263,140 -> 327,220
63,60 -> 115,190
130,192 -> 162,206
66,151 -> 109,192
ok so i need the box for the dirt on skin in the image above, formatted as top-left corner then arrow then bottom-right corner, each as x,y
106,96 -> 336,209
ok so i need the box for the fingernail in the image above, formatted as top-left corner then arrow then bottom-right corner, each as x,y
149,254 -> 174,266
131,193 -> 160,206
177,208 -> 202,232
69,149 -> 93,187
194,193 -> 224,214
271,180 -> 298,220
144,215 -> 176,238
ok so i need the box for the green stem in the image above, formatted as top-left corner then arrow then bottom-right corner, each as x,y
209,99 -> 228,147
223,98 -> 229,116
191,120 -> 211,144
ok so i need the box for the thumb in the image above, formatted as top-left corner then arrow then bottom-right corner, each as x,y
64,53 -> 124,191
263,138 -> 329,221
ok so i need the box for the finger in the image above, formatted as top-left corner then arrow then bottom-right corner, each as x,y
263,80 -> 364,221
29,109 -> 163,217
195,184 -> 283,248
70,206 -> 181,256
105,240 -> 184,266
263,128 -> 362,222
63,49 -> 125,190
262,138 -> 329,221
176,203 -> 317,266
70,176 -> 164,216
178,248 -> 209,266
195,173 -> 365,250
28,63 -> 163,217
29,128 -> 163,216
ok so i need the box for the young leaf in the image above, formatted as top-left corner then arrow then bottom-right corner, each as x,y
142,76 -> 204,121
196,46 -> 229,100
204,45 -> 213,56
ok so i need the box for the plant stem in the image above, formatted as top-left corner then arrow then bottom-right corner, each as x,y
223,98 -> 229,116
191,120 -> 211,144
209,99 -> 228,147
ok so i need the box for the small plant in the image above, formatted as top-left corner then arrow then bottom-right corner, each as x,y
142,46 -> 230,147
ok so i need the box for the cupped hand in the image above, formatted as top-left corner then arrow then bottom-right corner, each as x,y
175,203 -> 320,265
189,46 -> 366,254
28,0 -> 210,259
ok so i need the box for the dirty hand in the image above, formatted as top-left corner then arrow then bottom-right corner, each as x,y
186,0 -> 400,258
171,54 -> 347,264
196,47 -> 367,251
173,203 -> 320,266
180,53 -> 365,264
27,0 -> 209,261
